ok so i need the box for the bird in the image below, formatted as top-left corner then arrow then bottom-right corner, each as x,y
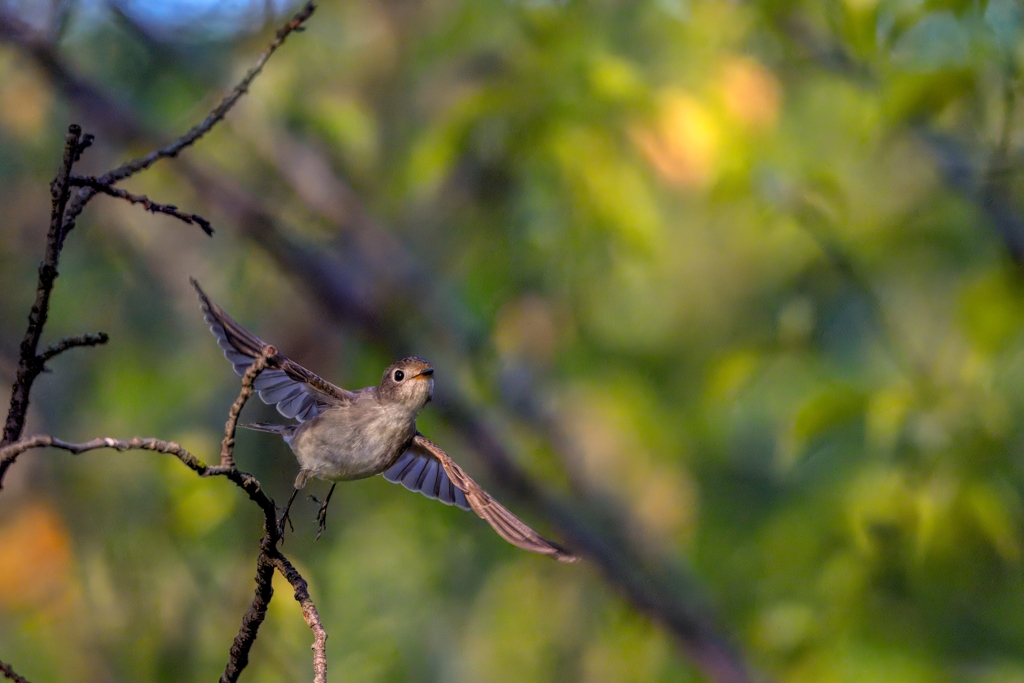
191,279 -> 577,562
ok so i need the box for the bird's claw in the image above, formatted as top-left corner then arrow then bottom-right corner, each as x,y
315,505 -> 328,540
275,487 -> 300,541
311,484 -> 336,541
276,506 -> 294,539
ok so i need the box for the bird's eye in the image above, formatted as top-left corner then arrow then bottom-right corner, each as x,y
394,370 -> 405,382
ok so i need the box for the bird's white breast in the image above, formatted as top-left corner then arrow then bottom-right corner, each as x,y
288,394 -> 417,481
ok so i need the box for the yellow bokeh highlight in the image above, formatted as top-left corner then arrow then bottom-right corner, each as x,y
588,54 -> 644,102
561,386 -> 698,547
717,55 -> 781,130
633,90 -> 720,189
706,350 -> 761,404
0,54 -> 51,140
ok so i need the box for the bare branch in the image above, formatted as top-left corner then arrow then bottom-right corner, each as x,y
0,6 -> 323,683
96,0 -> 317,188
220,346 -> 276,469
272,555 -> 328,683
0,659 -> 30,683
2,125 -> 83,448
0,430 -> 295,683
38,332 -> 109,364
216,347 -> 284,682
0,434 -> 208,473
1,0 -> 315,469
221,551 -> 275,683
5,1 -> 316,253
70,176 -> 214,236
0,295 -> 291,683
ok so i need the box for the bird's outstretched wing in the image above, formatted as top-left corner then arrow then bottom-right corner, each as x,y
383,445 -> 472,510
383,434 -> 578,563
191,279 -> 355,421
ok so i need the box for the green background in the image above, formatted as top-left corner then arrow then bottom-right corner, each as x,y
3,0 -> 1024,681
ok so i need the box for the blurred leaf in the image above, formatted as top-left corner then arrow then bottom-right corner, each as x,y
865,383 -> 914,454
985,0 -> 1024,52
779,384 -> 866,470
966,480 -> 1022,563
891,11 -> 971,72
958,269 -> 1024,354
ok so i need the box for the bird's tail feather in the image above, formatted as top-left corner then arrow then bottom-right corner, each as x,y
241,422 -> 295,437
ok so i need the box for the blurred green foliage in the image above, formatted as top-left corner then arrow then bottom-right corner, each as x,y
3,0 -> 1024,681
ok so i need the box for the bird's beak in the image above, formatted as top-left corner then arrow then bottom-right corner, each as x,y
414,368 -> 434,379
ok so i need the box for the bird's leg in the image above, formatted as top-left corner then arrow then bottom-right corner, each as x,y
276,487 -> 299,539
278,469 -> 311,539
309,483 -> 337,540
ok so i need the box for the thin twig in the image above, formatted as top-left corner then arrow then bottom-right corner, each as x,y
96,0 -> 316,188
70,176 -> 214,236
0,434 -> 209,474
39,0 -> 316,253
221,346 -> 275,469
0,659 -> 29,683
272,555 -> 328,683
38,332 -> 109,364
2,125 -> 82,448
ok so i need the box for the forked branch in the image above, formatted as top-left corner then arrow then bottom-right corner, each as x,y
0,3 -> 324,682
0,348 -> 327,683
1,125 -> 83,449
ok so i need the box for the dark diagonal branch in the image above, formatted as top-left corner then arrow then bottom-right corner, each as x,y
222,552 -> 276,683
0,4 -> 745,681
2,125 -> 83,448
38,332 -> 109,364
271,555 -> 328,683
0,659 -> 30,683
70,176 -> 214,235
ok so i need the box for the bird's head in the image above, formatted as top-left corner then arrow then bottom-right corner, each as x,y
379,356 -> 434,409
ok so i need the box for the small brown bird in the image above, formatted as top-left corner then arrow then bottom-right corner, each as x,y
192,280 -> 576,562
